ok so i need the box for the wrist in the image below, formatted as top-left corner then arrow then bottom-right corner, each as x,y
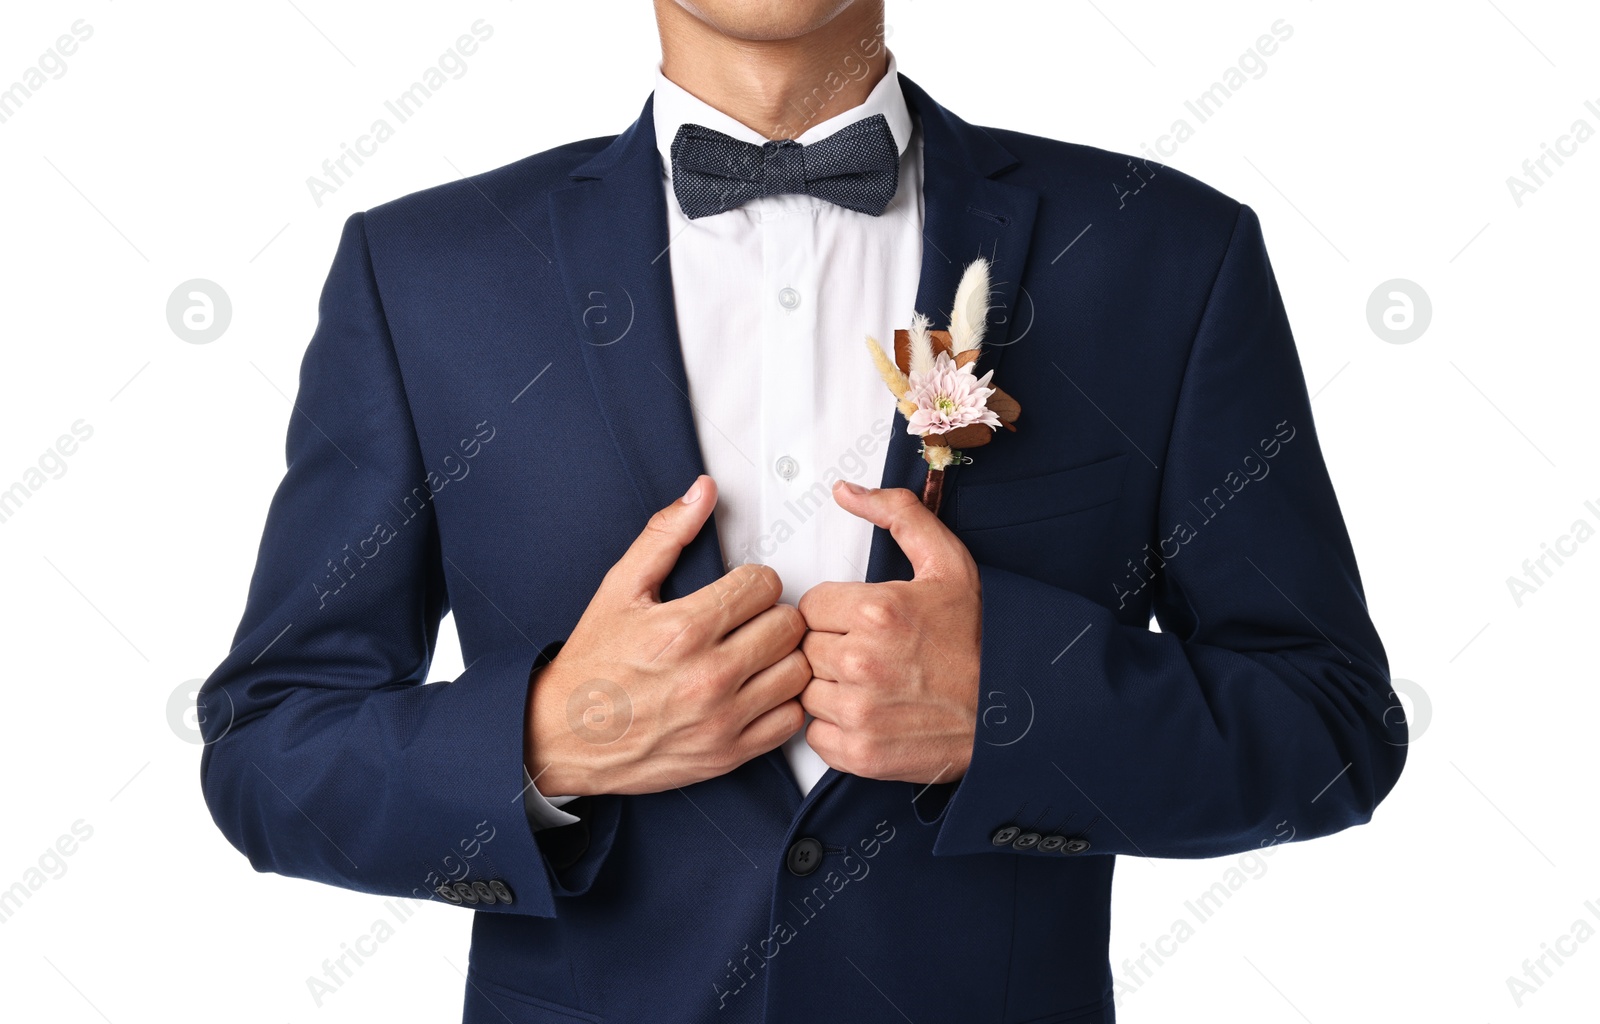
525,646 -> 595,798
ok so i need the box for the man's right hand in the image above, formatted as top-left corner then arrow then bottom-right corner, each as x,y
525,475 -> 808,797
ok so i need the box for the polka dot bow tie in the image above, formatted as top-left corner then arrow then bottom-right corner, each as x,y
669,113 -> 900,220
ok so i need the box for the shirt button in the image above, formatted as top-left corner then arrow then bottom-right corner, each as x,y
777,287 -> 801,310
774,455 -> 798,481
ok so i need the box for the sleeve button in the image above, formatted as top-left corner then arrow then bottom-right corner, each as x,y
1012,832 -> 1042,850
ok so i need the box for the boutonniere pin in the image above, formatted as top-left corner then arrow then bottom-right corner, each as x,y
864,257 -> 1021,515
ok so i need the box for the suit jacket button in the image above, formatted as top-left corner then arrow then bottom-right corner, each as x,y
453,881 -> 479,904
1038,835 -> 1066,853
436,884 -> 463,904
1012,831 -> 1042,851
488,880 -> 515,905
990,826 -> 1021,846
1062,838 -> 1091,854
471,881 -> 497,904
786,837 -> 824,876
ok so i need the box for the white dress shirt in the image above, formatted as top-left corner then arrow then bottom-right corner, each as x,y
526,52 -> 925,829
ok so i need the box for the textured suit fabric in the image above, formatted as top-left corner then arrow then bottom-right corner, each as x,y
197,71 -> 1405,1024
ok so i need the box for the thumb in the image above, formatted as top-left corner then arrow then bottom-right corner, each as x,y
830,479 -> 959,580
608,475 -> 718,602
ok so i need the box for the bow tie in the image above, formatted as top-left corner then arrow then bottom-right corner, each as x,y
669,113 -> 900,220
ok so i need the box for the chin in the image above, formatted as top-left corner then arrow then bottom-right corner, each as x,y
670,0 -> 867,41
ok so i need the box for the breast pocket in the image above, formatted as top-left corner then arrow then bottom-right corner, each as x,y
952,452 -> 1131,592
954,452 -> 1129,531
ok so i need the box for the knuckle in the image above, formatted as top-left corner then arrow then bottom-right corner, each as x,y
839,646 -> 874,681
642,506 -> 677,540
857,597 -> 896,629
886,488 -> 919,513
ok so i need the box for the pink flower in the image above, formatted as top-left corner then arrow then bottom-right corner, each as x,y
905,351 -> 1002,437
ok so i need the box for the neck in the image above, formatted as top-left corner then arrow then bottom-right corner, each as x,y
654,2 -> 888,140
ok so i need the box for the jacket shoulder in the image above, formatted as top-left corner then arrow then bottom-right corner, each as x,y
361,134 -> 617,237
982,124 -> 1243,231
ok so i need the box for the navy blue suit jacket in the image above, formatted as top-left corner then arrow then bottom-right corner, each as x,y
198,73 -> 1405,1023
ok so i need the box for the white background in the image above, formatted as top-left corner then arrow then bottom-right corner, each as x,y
1,1 -> 1596,1021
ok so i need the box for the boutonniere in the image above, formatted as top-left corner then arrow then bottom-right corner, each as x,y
865,258 -> 1021,515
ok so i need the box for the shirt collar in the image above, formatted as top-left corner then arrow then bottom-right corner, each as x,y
652,50 -> 912,180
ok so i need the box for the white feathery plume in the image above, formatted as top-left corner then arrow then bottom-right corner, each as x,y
949,257 -> 991,355
907,311 -> 936,377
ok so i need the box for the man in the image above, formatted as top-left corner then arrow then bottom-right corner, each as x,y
198,1 -> 1406,1021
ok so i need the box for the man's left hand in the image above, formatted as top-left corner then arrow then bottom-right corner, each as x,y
797,479 -> 982,785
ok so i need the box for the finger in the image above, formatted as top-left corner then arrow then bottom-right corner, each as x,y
798,629 -> 848,682
798,677 -> 846,724
797,580 -> 877,635
735,648 -> 810,726
678,561 -> 784,637
829,480 -> 960,580
605,475 -> 718,603
735,697 -> 806,759
721,602 -> 806,676
804,717 -> 848,770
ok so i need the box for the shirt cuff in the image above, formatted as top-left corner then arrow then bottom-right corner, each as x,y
522,766 -> 583,831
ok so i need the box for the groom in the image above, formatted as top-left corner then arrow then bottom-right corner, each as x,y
198,2 -> 1406,1021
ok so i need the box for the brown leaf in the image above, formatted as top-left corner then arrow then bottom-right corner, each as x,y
942,425 -> 995,448
893,328 -> 955,375
987,386 -> 1021,424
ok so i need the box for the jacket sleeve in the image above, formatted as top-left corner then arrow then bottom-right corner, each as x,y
197,212 -> 611,918
926,203 -> 1406,859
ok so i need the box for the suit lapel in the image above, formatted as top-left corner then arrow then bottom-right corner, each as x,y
547,96 -> 725,602
863,73 -> 1041,585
